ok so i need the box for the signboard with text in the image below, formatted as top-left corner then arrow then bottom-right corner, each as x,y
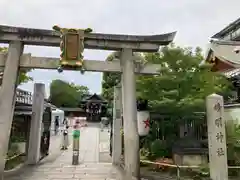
206,94 -> 228,180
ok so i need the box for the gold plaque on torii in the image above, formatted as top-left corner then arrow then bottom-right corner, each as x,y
65,32 -> 79,60
52,25 -> 92,67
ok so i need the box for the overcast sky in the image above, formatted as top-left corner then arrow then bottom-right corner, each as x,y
0,0 -> 239,97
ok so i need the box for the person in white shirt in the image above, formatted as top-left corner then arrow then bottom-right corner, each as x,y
61,118 -> 69,150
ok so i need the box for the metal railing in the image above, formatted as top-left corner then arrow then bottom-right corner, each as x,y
5,153 -> 24,161
140,160 -> 240,180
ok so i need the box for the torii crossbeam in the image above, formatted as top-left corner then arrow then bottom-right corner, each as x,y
0,25 -> 176,51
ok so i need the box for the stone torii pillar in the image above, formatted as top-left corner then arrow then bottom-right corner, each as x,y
27,83 -> 45,165
0,41 -> 23,177
112,84 -> 123,165
120,49 -> 140,179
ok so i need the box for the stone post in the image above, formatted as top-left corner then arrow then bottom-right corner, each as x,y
112,84 -> 122,165
120,48 -> 140,179
27,83 -> 45,165
206,94 -> 228,180
0,41 -> 23,176
72,119 -> 80,165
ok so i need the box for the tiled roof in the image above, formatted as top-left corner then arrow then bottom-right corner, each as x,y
204,40 -> 240,77
81,93 -> 106,102
212,17 -> 240,40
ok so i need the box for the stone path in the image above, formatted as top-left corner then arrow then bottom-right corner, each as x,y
99,128 -> 112,163
79,126 -> 100,162
5,123 -> 119,180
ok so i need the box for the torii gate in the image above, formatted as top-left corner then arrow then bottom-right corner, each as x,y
0,25 -> 176,179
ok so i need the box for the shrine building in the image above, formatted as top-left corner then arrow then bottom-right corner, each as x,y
60,93 -> 108,122
203,17 -> 240,101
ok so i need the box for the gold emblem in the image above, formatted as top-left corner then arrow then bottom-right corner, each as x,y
52,25 -> 92,71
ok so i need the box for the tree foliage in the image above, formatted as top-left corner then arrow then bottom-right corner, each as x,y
138,45 -> 232,113
101,52 -> 121,103
0,47 -> 33,85
101,51 -> 143,103
102,44 -> 232,114
226,122 -> 240,165
49,79 -> 90,107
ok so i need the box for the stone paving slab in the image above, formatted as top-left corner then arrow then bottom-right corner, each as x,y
7,160 -> 118,179
99,128 -> 112,163
80,126 -> 100,163
6,124 -> 120,180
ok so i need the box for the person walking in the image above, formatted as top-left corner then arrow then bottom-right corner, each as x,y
63,117 -> 68,126
54,116 -> 60,135
41,130 -> 50,156
109,119 -> 113,156
61,117 -> 70,150
61,124 -> 69,150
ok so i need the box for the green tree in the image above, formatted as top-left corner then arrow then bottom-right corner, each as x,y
137,45 -> 232,113
101,52 -> 143,103
70,83 -> 90,100
0,47 -> 32,85
226,122 -> 240,176
102,44 -> 232,113
49,79 -> 89,107
101,52 -> 121,103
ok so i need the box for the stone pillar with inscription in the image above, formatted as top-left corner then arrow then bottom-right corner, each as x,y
206,94 -> 228,180
112,85 -> 122,165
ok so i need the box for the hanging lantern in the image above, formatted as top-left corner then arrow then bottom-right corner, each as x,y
137,111 -> 150,136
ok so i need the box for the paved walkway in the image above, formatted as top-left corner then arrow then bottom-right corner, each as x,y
99,128 -> 112,163
6,123 -> 119,180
